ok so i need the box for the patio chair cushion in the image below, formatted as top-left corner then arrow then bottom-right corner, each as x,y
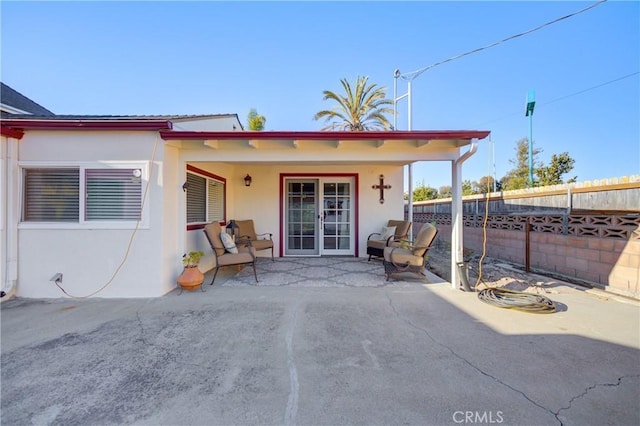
413,223 -> 437,256
235,220 -> 258,241
367,239 -> 388,251
387,220 -> 411,239
220,232 -> 238,254
216,246 -> 256,266
376,225 -> 396,241
383,247 -> 424,267
204,223 -> 226,256
250,239 -> 273,251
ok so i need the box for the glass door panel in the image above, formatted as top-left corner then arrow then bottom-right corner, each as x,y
321,180 -> 353,255
285,180 -> 319,256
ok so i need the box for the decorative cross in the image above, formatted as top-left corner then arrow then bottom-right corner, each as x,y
372,174 -> 391,204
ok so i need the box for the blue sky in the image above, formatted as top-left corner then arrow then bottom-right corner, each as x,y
2,1 -> 638,190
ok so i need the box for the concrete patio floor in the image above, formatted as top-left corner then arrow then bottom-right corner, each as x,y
1,258 -> 639,426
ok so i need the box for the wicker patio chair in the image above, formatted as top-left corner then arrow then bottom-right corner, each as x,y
366,219 -> 412,260
382,222 -> 437,281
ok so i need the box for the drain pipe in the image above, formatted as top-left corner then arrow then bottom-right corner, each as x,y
1,136 -> 19,302
450,139 -> 478,291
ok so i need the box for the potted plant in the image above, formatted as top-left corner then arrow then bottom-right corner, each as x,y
177,251 -> 205,292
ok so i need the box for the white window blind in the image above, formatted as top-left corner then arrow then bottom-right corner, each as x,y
85,169 -> 142,220
23,168 -> 80,222
186,173 -> 206,223
207,180 -> 224,223
186,171 -> 225,225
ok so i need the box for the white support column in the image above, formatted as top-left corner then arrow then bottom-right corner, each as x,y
450,159 -> 462,290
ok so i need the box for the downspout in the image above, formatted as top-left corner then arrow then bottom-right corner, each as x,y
450,139 -> 478,291
1,137 -> 19,301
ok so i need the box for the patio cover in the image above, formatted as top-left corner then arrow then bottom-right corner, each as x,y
160,129 -> 491,290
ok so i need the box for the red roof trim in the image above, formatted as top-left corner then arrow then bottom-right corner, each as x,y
159,130 -> 490,141
1,126 -> 25,139
1,119 -> 173,131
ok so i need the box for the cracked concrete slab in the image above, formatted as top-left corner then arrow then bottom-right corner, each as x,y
2,263 -> 639,426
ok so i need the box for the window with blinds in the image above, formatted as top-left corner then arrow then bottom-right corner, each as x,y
23,168 -> 80,222
85,169 -> 142,220
186,173 -> 206,223
186,172 -> 225,225
207,180 -> 224,223
22,167 -> 143,223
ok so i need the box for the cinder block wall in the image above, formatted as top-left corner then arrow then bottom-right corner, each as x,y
431,223 -> 640,299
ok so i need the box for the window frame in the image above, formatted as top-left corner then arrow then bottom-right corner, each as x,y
19,161 -> 150,230
185,165 -> 226,230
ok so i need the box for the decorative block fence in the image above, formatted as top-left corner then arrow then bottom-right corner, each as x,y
408,177 -> 640,299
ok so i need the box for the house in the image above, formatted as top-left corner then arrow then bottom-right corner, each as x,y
1,83 -> 55,116
1,84 -> 490,298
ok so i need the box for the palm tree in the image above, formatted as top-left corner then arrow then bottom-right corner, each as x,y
247,108 -> 266,131
314,76 -> 394,131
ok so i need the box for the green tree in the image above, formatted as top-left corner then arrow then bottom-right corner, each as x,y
313,76 -> 393,131
473,176 -> 501,193
247,109 -> 266,131
438,185 -> 452,199
536,152 -> 577,186
462,180 -> 476,196
501,138 -> 543,190
411,181 -> 438,201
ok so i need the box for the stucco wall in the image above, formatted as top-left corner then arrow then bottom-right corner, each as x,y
161,144 -> 181,295
17,131 -> 167,298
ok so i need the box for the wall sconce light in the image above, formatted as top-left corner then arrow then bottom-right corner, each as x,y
244,174 -> 252,187
182,182 -> 189,192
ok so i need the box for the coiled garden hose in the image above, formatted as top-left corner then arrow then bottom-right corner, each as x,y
477,287 -> 557,314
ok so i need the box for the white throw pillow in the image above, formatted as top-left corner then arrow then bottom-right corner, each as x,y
220,232 -> 238,254
379,225 -> 396,241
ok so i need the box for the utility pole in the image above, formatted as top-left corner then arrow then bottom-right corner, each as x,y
394,69 -> 414,240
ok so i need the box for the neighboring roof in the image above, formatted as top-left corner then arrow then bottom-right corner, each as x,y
1,117 -> 173,132
0,83 -> 55,116
0,113 -> 242,133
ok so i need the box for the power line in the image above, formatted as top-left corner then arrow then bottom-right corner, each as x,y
474,71 -> 639,127
542,71 -> 639,107
399,0 -> 608,81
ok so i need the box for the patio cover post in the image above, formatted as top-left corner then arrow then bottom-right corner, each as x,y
451,160 -> 462,289
451,140 -> 478,290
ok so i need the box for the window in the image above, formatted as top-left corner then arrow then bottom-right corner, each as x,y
186,169 -> 225,226
23,168 -> 80,222
22,166 -> 144,224
85,169 -> 142,220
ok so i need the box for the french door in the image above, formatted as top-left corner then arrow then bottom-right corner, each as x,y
284,177 -> 354,256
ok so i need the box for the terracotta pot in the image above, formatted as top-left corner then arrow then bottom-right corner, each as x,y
177,266 -> 204,291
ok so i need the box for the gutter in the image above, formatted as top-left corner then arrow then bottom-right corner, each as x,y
454,139 -> 479,166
